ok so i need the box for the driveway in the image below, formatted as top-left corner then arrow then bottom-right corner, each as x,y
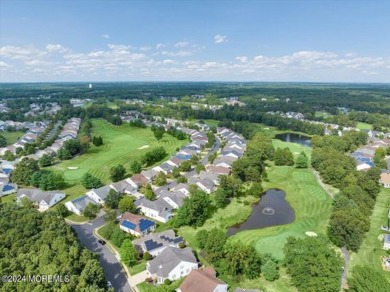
129,271 -> 149,287
69,217 -> 132,292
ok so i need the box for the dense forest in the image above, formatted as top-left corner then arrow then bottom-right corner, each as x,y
0,203 -> 109,291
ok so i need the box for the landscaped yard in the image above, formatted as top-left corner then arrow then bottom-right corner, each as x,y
348,187 -> 390,279
50,119 -> 188,184
356,122 -> 373,130
1,131 -> 25,145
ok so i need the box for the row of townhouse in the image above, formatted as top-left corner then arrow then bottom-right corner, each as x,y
32,117 -> 82,159
0,121 -> 49,155
63,126 -> 211,221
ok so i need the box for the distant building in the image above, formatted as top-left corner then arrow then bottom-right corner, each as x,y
119,212 -> 156,237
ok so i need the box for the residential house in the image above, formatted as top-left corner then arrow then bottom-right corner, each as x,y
160,190 -> 187,209
132,229 -> 184,256
135,197 -> 173,223
172,183 -> 191,196
221,149 -> 242,159
147,247 -> 198,284
188,177 -> 215,194
127,174 -> 148,189
214,156 -> 236,168
167,157 -> 183,167
199,171 -> 220,185
206,165 -> 230,176
65,195 -> 98,215
178,267 -> 228,292
119,212 -> 156,237
17,188 -> 65,211
86,185 -> 111,204
380,173 -> 390,188
110,180 -> 137,194
141,169 -> 159,182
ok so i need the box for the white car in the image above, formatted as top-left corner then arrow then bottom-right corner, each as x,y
107,281 -> 113,288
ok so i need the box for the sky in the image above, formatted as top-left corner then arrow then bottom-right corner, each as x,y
1,0 -> 390,83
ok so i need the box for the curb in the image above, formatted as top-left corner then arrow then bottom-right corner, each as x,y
94,225 -> 140,291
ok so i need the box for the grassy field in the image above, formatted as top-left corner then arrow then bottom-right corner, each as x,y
356,122 -> 373,130
232,166 -> 333,260
1,131 -> 25,145
50,119 -> 188,184
272,139 -> 312,159
348,187 -> 390,279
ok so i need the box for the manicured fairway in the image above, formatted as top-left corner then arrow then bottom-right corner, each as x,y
50,119 -> 188,184
348,187 -> 390,279
231,166 -> 333,260
1,131 -> 25,145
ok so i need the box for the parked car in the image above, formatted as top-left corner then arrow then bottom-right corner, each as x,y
98,239 -> 106,245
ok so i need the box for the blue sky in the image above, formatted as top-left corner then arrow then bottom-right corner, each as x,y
1,0 -> 389,82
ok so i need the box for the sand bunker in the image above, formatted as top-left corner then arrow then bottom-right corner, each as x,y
67,167 -> 79,170
305,231 -> 318,237
138,145 -> 150,150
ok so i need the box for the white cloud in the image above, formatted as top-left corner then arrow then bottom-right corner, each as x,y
236,56 -> 248,63
46,44 -> 68,53
163,59 -> 175,64
1,44 -> 389,82
214,34 -> 227,44
156,43 -> 166,50
161,50 -> 193,57
0,61 -> 10,68
101,34 -> 110,39
140,46 -> 151,51
174,41 -> 189,48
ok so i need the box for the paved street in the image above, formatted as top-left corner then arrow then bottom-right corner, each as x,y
69,216 -> 132,292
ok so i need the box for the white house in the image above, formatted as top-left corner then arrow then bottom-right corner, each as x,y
86,185 -> 111,204
147,247 -> 198,284
65,195 -> 97,215
135,197 -> 172,223
17,188 -> 65,212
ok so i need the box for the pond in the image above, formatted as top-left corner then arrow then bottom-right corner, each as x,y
275,132 -> 312,147
228,189 -> 295,236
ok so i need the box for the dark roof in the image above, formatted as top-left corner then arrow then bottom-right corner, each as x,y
120,212 -> 156,233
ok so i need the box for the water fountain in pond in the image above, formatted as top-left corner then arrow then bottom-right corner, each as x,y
262,207 -> 275,215
228,189 -> 295,236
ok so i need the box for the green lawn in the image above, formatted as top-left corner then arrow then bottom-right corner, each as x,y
137,278 -> 184,292
50,119 -> 188,184
129,261 -> 147,275
1,131 -> 25,145
348,187 -> 390,279
228,166 -> 333,291
0,194 -> 16,203
232,166 -> 333,260
356,122 -> 373,130
272,139 -> 312,160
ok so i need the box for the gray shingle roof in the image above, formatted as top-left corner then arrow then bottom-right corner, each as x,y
135,197 -> 173,217
148,247 -> 197,277
71,195 -> 97,211
17,188 -> 65,205
92,185 -> 111,200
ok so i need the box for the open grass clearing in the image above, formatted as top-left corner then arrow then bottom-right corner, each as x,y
1,131 -> 25,145
49,119 -> 188,184
348,187 -> 390,279
356,122 -> 373,130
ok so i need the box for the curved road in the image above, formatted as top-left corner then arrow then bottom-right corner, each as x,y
67,135 -> 221,292
69,216 -> 132,292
